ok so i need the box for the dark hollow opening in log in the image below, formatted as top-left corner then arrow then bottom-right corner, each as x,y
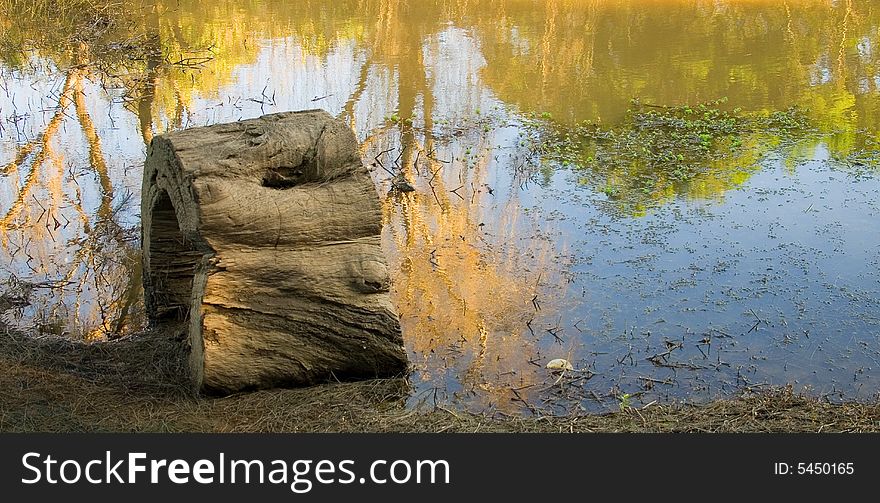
147,189 -> 201,322
262,158 -> 317,189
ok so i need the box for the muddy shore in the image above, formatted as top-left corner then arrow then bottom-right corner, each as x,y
2,327 -> 877,433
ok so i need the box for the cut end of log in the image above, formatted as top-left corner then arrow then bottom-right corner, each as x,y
141,110 -> 409,394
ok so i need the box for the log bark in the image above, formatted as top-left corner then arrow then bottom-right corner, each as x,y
141,110 -> 408,393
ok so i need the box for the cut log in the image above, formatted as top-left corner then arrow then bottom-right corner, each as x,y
141,110 -> 408,394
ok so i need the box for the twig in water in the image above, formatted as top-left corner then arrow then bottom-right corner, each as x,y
746,308 -> 768,334
509,388 -> 538,414
546,316 -> 564,343
450,185 -> 465,200
373,148 -> 396,176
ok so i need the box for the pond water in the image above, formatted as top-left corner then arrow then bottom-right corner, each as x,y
1,0 -> 879,413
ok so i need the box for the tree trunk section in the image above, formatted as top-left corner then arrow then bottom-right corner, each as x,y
141,110 -> 408,394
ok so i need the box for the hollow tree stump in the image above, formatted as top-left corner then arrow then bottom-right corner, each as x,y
141,110 -> 408,393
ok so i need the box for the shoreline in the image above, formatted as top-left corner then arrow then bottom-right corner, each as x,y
2,329 -> 878,433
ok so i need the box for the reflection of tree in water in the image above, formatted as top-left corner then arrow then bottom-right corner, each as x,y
0,0 -> 218,340
373,133 -> 567,410
294,0 -> 879,198
1,65 -> 142,340
8,0 -> 876,189
477,0 -> 878,118
345,9 -> 568,408
2,0 -> 880,351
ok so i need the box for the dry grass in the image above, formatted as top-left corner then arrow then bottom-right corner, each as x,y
2,324 -> 879,433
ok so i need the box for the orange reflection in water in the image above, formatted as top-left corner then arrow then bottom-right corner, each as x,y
369,123 -> 572,409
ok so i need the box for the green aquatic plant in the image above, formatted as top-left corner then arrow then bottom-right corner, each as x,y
618,393 -> 632,412
523,98 -> 816,215
601,184 -> 618,198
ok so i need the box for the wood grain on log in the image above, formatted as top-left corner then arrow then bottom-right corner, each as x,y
141,110 -> 408,393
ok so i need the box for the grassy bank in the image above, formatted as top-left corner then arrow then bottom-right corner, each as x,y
1,327 -> 878,433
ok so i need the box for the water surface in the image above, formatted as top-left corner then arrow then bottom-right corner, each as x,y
1,0 -> 879,412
